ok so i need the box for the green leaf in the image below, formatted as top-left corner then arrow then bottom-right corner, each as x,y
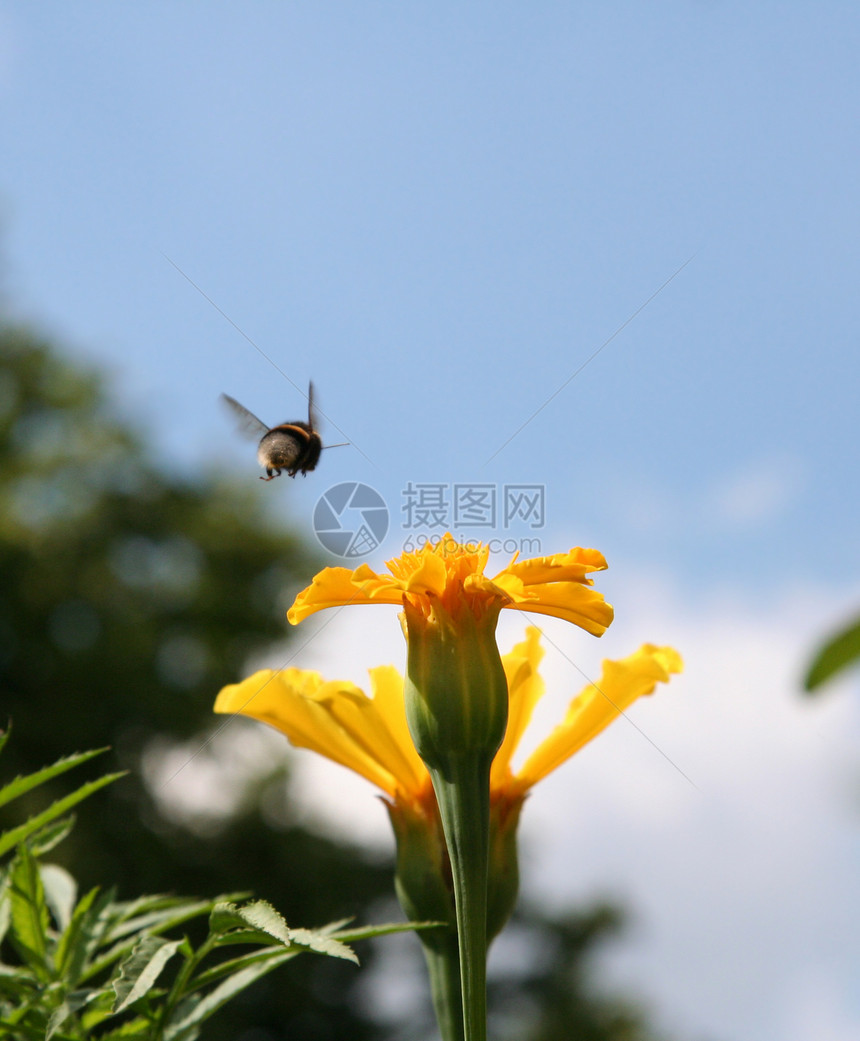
107,897 -> 223,943
0,749 -> 109,811
111,935 -> 184,1013
0,865 -> 11,945
96,1017 -> 157,1039
55,886 -> 104,982
8,847 -> 50,975
286,927 -> 357,963
183,946 -> 300,992
76,985 -> 121,1028
26,816 -> 77,858
46,986 -> 118,1037
0,772 -> 126,859
805,615 -> 860,691
40,864 -> 77,933
163,956 -> 294,1040
333,919 -> 445,942
46,998 -> 76,1040
209,901 -> 357,962
84,896 -> 229,982
209,900 -> 290,944
64,888 -> 118,984
0,726 -> 9,758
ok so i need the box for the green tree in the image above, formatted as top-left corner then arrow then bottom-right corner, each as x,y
0,323 -> 392,1039
491,904 -> 662,1041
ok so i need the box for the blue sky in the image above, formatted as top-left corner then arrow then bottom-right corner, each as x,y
3,4 -> 860,1040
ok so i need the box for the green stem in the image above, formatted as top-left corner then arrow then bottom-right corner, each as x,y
154,934 -> 215,1038
421,929 -> 465,1041
429,754 -> 491,1041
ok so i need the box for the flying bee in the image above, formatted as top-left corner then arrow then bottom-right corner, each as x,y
221,382 -> 342,480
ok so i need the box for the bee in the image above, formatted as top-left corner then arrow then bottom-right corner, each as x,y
221,382 -> 329,481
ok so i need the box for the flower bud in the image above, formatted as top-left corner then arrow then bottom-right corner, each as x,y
401,596 -> 508,775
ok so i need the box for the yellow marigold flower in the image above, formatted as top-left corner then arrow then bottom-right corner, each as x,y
286,534 -> 615,637
215,626 -> 682,1033
213,628 -> 681,818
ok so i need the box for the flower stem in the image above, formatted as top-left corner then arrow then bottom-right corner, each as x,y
429,754 -> 492,1041
422,930 -> 465,1041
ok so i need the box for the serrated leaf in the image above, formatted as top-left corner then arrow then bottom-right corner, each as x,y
112,935 -> 184,1013
208,900 -> 289,944
804,615 -> 860,691
8,847 -> 50,974
41,864 -> 77,932
0,748 -> 109,810
0,772 -> 126,859
287,927 -> 357,963
230,901 -> 291,943
208,902 -> 356,961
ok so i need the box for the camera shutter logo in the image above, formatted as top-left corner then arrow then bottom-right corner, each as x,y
313,483 -> 389,557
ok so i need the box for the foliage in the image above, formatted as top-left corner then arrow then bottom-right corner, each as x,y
804,613 -> 860,692
0,733 -> 426,1040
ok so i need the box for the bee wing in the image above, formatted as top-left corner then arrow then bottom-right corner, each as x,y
307,380 -> 318,431
220,394 -> 270,441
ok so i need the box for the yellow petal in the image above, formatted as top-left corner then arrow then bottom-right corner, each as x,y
367,665 -> 426,784
493,576 -> 615,635
490,628 -> 546,788
287,564 -> 402,624
514,644 -> 683,790
215,668 -> 406,798
403,548 -> 449,597
315,668 -> 428,797
491,548 -> 614,635
288,537 -> 613,637
502,547 -> 609,584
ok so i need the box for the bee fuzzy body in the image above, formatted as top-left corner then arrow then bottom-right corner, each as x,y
222,383 -> 337,482
257,422 -> 322,480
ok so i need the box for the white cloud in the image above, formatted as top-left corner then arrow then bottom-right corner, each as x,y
782,970 -> 860,1041
705,455 -> 807,528
511,576 -> 860,1041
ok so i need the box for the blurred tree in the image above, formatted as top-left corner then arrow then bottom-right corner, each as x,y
0,317 -> 688,1041
491,903 -> 662,1041
0,322 -> 392,1039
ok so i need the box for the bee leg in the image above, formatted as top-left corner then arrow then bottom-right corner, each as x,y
259,468 -> 281,482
